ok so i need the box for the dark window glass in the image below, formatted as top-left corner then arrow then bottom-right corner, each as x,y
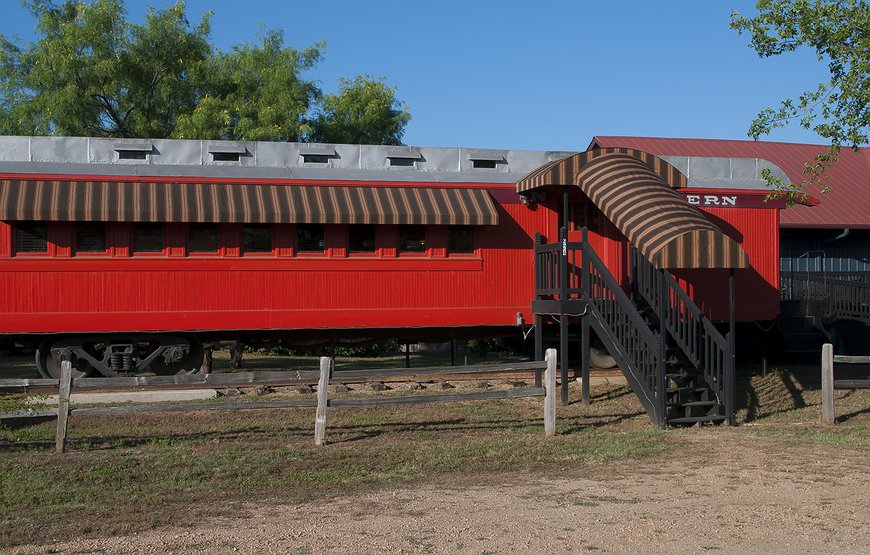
399,225 -> 427,253
448,226 -> 475,254
75,222 -> 107,253
243,225 -> 273,253
212,152 -> 240,162
301,154 -> 330,164
189,223 -> 220,253
472,159 -> 497,169
118,150 -> 147,160
297,224 -> 324,253
348,224 -> 376,253
132,223 -> 164,253
389,157 -> 415,167
15,222 -> 48,253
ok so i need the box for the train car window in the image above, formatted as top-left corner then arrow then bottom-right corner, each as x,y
243,224 -> 273,253
75,222 -> 107,253
348,224 -> 376,253
188,223 -> 220,253
399,225 -> 427,253
448,226 -> 474,254
297,224 -> 324,253
14,222 -> 48,253
132,223 -> 164,253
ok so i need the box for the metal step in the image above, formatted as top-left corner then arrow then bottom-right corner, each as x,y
667,414 -> 728,426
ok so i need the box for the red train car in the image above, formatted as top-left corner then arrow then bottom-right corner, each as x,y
0,136 -> 793,385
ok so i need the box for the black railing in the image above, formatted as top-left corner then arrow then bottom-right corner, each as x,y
533,232 -> 583,299
630,248 -> 733,415
781,272 -> 870,323
534,231 -> 665,424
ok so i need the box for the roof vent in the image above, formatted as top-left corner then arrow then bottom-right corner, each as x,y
385,146 -> 422,167
114,141 -> 153,161
207,143 -> 247,163
300,144 -> 337,164
468,150 -> 505,169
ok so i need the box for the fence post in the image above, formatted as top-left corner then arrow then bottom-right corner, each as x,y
544,348 -> 557,436
314,356 -> 333,445
55,360 -> 73,454
822,343 -> 835,424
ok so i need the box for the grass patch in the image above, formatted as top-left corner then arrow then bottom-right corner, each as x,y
0,384 -> 663,548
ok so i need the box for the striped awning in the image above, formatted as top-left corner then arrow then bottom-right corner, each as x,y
517,148 -> 687,193
0,180 -> 499,225
517,150 -> 750,269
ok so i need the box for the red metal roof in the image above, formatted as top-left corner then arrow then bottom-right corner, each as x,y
589,136 -> 870,229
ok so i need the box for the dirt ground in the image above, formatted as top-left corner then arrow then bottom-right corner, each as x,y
8,429 -> 870,555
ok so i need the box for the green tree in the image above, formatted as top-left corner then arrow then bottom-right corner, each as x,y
731,0 -> 870,197
173,30 -> 322,142
0,0 -> 211,137
0,0 -> 411,144
312,75 -> 411,145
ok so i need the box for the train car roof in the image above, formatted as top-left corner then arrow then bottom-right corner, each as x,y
0,135 -> 786,193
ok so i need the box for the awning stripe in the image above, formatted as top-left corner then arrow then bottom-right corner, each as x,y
0,180 -> 500,226
516,150 -> 749,270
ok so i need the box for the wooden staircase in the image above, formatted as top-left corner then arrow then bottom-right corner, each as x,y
532,228 -> 735,427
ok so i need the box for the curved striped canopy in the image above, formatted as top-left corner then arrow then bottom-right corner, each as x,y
517,149 -> 750,270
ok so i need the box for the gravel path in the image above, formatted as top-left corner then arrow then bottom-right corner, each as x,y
10,429 -> 870,554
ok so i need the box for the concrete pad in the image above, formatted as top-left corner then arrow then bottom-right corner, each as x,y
28,389 -> 218,406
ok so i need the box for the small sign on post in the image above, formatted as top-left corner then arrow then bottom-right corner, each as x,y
55,360 -> 73,454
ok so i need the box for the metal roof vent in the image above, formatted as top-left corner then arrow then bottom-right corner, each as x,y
385,146 -> 423,167
300,144 -> 337,164
207,143 -> 247,163
468,150 -> 506,169
114,140 -> 153,161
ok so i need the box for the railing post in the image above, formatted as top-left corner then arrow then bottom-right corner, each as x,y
822,343 -> 835,424
544,348 -> 557,436
55,359 -> 73,454
559,226 -> 569,406
581,227 -> 591,406
314,356 -> 333,445
727,268 -> 736,426
657,270 -> 668,427
534,314 -> 543,388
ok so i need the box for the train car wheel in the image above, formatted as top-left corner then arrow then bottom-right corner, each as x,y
35,341 -> 94,379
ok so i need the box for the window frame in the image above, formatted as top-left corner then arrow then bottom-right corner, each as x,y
241,223 -> 276,257
347,224 -> 378,257
295,223 -> 327,256
398,224 -> 429,257
447,225 -> 476,257
187,223 -> 223,257
12,221 -> 50,257
131,222 -> 168,257
73,222 -> 110,257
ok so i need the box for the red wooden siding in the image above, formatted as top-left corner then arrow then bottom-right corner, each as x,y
0,188 -> 550,334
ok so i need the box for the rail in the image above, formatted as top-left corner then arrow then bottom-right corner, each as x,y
2,353 -> 559,452
583,244 -> 665,424
630,248 -> 732,414
782,273 -> 870,323
533,233 -> 583,299
821,343 -> 870,424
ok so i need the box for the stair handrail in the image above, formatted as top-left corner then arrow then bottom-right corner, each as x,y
582,238 -> 666,424
630,248 -> 731,408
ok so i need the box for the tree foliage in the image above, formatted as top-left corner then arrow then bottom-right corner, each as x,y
311,75 -> 411,146
0,0 -> 410,144
731,0 -> 870,197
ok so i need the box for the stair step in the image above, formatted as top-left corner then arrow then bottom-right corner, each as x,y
667,415 -> 728,426
669,400 -> 719,408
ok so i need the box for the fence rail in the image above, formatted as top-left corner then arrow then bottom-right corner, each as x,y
3,351 -> 559,452
821,343 -> 870,424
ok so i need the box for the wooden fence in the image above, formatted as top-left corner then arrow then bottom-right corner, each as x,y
821,343 -> 870,424
1,349 -> 558,452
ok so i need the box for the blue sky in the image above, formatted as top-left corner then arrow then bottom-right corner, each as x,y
0,0 -> 830,150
